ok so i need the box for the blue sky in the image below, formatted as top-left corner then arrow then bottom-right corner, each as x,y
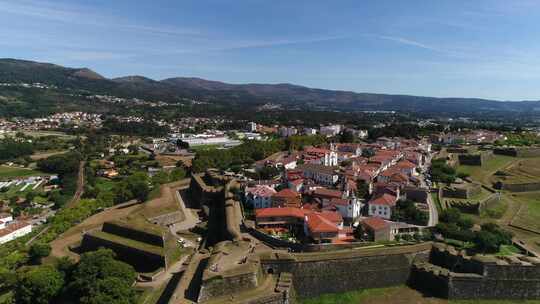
1,0 -> 540,100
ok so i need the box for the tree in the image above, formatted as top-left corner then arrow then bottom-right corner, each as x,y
28,243 -> 51,263
151,171 -> 169,186
475,230 -> 500,253
355,180 -> 369,199
353,224 -> 365,240
81,277 -> 136,304
440,208 -> 461,224
176,139 -> 190,149
67,249 -> 136,304
0,266 -> 17,290
339,130 -> 355,143
126,172 -> 150,202
112,182 -> 132,204
362,149 -> 375,158
127,145 -> 138,154
15,265 -> 64,304
170,168 -> 186,181
25,191 -> 37,203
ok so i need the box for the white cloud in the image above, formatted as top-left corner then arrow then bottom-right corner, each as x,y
0,0 -> 201,38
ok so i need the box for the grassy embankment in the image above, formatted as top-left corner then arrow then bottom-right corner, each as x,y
300,285 -> 540,304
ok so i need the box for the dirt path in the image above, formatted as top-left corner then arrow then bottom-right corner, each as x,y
30,150 -> 69,161
65,161 -> 85,209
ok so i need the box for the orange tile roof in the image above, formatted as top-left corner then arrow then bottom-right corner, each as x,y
369,193 -> 397,206
306,213 -> 339,233
255,207 -> 306,219
320,211 -> 343,223
312,188 -> 343,198
362,217 -> 390,231
274,188 -> 300,198
397,160 -> 416,169
0,221 -> 30,238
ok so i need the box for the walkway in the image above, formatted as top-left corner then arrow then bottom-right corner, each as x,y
66,160 -> 86,209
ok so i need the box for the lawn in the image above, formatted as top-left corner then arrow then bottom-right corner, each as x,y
188,144 -> 221,152
457,155 -> 515,184
300,286 -> 402,304
479,195 -> 508,219
0,166 -> 48,179
490,157 -> 540,185
299,285 -> 540,304
509,192 -> 540,233
496,244 -> 521,257
95,177 -> 116,192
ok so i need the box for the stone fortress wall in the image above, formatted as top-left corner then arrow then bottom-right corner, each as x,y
410,243 -> 540,300
81,230 -> 166,273
260,243 -> 432,298
180,170 -> 540,302
494,147 -> 540,158
457,151 -> 493,166
178,170 -> 293,304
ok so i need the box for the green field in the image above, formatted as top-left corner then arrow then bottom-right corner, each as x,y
491,158 -> 540,185
95,177 -> 116,192
89,230 -> 164,255
457,155 -> 515,184
510,192 -> 540,233
300,285 -> 540,304
188,144 -> 221,152
0,179 -> 47,201
0,166 -> 48,179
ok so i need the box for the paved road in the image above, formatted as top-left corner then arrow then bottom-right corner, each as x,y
422,154 -> 439,227
426,188 -> 439,227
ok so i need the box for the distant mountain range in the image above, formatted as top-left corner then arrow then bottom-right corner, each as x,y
1,58 -> 540,115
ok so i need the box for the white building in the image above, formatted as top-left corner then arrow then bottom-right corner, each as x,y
0,213 -> 13,229
323,151 -> 338,166
368,194 -> 397,220
245,185 -> 277,209
330,198 -> 362,220
299,164 -> 340,186
320,125 -> 341,137
279,127 -> 298,138
357,129 -> 368,139
248,122 -> 257,132
304,128 -> 318,135
182,136 -> 242,147
0,221 -> 32,244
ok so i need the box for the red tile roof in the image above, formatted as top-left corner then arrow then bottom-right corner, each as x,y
362,217 -> 390,231
380,168 -> 400,177
0,221 -> 30,238
330,198 -> 349,206
320,211 -> 343,223
397,160 -> 416,169
306,213 -> 339,233
255,207 -> 306,219
369,193 -> 397,206
312,188 -> 342,198
304,147 -> 331,155
274,188 -> 300,198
